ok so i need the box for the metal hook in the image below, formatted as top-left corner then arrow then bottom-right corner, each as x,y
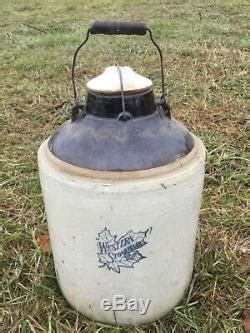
71,29 -> 90,102
116,65 -> 132,121
146,28 -> 165,98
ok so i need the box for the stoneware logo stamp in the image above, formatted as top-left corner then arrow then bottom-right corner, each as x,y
97,227 -> 152,273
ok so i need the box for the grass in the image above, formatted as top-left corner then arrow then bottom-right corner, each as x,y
1,0 -> 249,332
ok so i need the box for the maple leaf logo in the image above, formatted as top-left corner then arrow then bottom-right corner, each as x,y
96,227 -> 152,273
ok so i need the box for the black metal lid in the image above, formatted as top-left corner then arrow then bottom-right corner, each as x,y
49,89 -> 194,171
48,22 -> 194,171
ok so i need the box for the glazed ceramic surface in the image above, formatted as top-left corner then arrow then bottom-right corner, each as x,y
38,135 -> 205,325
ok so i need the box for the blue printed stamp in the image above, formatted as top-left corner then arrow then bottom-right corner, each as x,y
96,227 -> 152,273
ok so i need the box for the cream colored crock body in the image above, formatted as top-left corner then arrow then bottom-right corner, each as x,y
38,135 -> 205,325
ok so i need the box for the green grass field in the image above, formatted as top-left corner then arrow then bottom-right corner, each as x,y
1,0 -> 249,332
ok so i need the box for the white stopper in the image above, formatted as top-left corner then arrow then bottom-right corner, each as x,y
87,66 -> 152,94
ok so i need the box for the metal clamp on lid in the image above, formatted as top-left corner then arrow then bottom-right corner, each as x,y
71,20 -> 171,121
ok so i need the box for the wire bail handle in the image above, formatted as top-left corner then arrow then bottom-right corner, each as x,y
71,20 -> 170,122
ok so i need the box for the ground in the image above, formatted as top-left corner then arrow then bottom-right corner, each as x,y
1,0 -> 249,332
